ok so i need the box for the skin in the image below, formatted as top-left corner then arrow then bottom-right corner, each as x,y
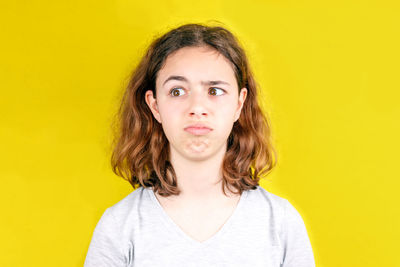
145,46 -> 247,225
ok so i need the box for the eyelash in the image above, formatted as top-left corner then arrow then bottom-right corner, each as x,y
169,87 -> 225,97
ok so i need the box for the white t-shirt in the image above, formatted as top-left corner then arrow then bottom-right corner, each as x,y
84,185 -> 315,267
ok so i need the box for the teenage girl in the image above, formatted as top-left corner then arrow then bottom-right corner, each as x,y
84,23 -> 315,267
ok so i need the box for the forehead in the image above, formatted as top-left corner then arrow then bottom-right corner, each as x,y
156,46 -> 236,85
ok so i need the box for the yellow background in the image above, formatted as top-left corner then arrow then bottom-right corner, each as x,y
1,1 -> 399,266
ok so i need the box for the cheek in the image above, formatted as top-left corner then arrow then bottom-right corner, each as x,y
220,103 -> 238,127
215,109 -> 236,134
158,104 -> 182,137
158,102 -> 176,122
218,101 -> 238,120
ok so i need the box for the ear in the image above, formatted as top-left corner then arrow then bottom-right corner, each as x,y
234,88 -> 247,122
145,90 -> 161,123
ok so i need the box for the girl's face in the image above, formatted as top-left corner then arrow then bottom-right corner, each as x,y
145,46 -> 247,162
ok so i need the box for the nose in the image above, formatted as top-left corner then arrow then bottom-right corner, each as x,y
188,89 -> 208,119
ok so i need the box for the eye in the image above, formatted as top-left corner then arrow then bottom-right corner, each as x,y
169,87 -> 186,97
209,87 -> 225,96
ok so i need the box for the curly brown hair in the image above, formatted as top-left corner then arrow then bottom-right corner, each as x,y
110,22 -> 277,197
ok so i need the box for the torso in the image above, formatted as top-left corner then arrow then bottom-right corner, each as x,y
154,191 -> 242,242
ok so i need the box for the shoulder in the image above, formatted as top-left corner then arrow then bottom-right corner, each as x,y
247,186 -> 315,266
88,187 -> 149,253
247,185 -> 290,213
249,185 -> 302,213
90,187 -> 147,233
85,188 -> 148,266
250,185 -> 307,223
246,186 -> 307,240
251,188 -> 316,266
105,186 -> 149,223
245,186 -> 289,235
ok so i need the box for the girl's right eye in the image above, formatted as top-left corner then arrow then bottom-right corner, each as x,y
169,87 -> 186,97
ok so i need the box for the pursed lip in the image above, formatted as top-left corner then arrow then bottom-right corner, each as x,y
184,123 -> 213,135
184,123 -> 213,130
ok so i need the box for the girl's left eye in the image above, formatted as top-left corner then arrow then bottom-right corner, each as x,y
209,87 -> 225,96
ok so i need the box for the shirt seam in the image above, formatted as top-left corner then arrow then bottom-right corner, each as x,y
106,208 -> 128,265
280,199 -> 289,265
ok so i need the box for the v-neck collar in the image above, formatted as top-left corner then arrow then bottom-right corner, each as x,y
146,186 -> 249,248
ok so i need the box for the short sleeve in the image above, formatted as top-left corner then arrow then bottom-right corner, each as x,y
280,200 -> 315,267
84,208 -> 126,267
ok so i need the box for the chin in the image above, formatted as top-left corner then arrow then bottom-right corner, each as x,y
185,153 -> 214,162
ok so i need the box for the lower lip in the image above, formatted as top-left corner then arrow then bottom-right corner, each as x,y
184,127 -> 212,135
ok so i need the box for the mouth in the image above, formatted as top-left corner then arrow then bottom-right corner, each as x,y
184,124 -> 213,136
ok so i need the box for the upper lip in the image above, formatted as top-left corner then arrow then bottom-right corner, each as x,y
184,123 -> 213,130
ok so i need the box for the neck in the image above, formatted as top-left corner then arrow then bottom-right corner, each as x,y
169,142 -> 232,201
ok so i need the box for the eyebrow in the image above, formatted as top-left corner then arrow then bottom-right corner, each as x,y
162,75 -> 230,86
